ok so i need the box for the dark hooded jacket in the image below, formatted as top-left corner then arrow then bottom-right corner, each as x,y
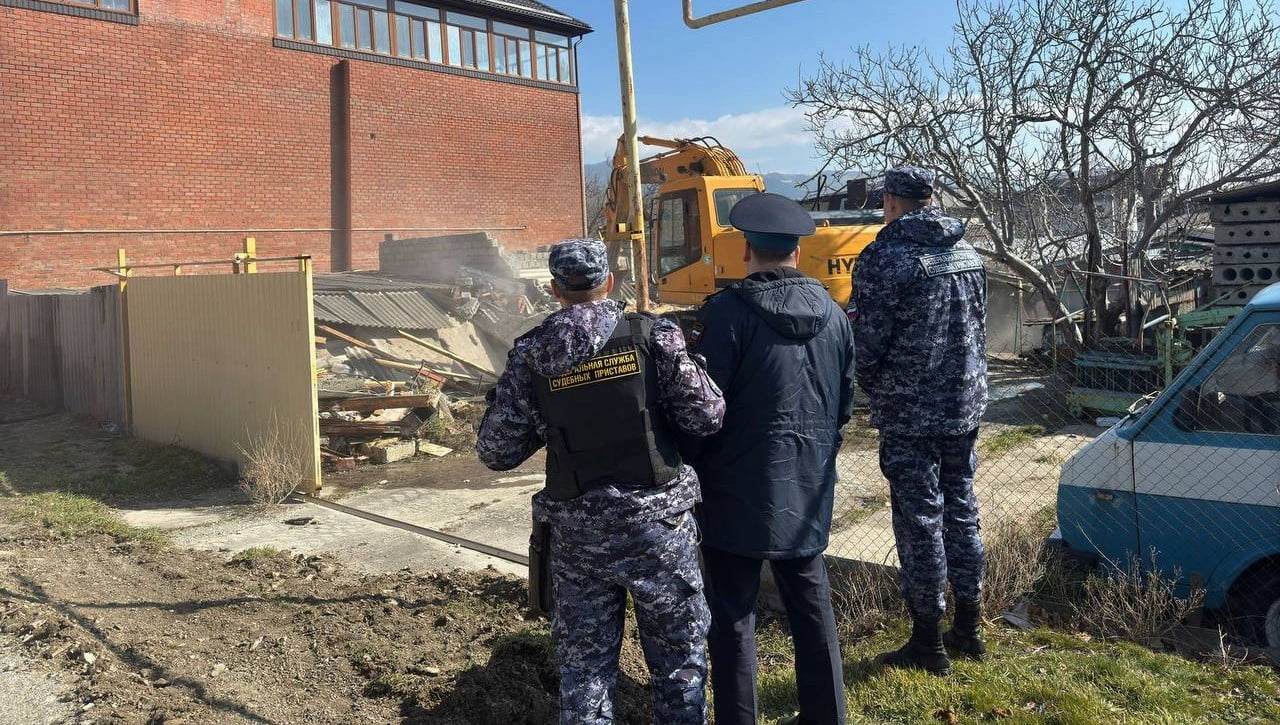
850,206 -> 988,437
687,268 -> 856,559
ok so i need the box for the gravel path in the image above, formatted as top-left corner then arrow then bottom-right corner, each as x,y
0,639 -> 75,725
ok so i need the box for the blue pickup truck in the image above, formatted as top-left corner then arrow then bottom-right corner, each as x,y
1056,282 -> 1280,647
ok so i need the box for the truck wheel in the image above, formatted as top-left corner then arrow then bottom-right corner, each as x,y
1227,565 -> 1280,648
1266,596 -> 1280,649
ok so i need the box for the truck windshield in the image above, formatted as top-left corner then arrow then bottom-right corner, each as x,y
1175,324 -> 1280,435
713,189 -> 758,227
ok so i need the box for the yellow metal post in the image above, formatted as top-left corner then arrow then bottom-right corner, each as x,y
116,249 -> 133,432
613,0 -> 649,312
243,237 -> 258,274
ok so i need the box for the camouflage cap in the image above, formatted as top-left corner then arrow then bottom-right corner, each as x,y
885,166 -> 936,200
548,238 -> 610,291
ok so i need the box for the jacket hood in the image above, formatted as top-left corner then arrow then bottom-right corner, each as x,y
732,269 -> 830,340
513,299 -> 625,377
879,206 -> 966,247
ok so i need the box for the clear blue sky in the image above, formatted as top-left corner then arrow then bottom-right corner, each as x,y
552,0 -> 960,173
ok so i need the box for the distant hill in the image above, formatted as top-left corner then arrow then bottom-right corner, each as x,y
584,162 -> 826,200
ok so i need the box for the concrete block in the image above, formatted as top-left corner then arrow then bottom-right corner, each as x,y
369,439 -> 416,464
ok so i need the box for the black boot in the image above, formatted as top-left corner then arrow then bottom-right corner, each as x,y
876,612 -> 951,675
943,598 -> 987,660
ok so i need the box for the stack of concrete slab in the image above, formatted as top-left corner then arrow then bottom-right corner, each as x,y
1211,181 -> 1280,305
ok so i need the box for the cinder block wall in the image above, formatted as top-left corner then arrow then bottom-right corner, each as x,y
1,0 -> 584,289
379,232 -> 518,282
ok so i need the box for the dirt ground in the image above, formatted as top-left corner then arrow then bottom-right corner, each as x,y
0,531 -> 658,725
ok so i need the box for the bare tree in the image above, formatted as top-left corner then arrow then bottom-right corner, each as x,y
584,162 -> 609,240
790,0 -> 1280,345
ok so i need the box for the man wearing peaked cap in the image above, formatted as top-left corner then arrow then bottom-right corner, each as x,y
850,166 -> 989,676
684,193 -> 855,725
478,238 -> 726,723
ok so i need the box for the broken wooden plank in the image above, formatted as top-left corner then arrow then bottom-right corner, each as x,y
315,335 -> 327,345
417,442 -> 453,457
397,329 -> 499,378
318,420 -> 403,437
327,394 -> 440,414
371,357 -> 450,384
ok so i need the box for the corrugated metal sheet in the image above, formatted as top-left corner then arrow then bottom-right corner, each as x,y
127,272 -> 320,490
314,294 -> 383,327
314,289 -> 453,330
0,286 -> 126,425
386,291 -> 454,329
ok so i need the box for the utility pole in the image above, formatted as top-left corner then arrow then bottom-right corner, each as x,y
612,0 -> 648,311
611,0 -> 813,311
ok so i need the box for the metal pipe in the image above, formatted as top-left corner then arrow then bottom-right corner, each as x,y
682,0 -> 811,28
0,226 -> 527,237
614,0 -> 649,311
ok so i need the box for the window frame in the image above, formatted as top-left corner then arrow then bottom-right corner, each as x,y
713,189 -> 760,227
1175,322 -> 1280,437
273,0 -> 578,87
654,189 -> 704,277
58,0 -> 134,12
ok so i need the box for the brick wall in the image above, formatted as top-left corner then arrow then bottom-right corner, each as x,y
0,0 -> 585,289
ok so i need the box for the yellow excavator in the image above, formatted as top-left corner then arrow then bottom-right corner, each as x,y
601,136 -> 883,308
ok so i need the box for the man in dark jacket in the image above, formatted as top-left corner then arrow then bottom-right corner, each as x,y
687,193 -> 856,725
849,166 -> 988,676
477,239 -> 725,723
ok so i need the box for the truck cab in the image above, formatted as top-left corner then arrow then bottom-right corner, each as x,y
1056,282 -> 1280,646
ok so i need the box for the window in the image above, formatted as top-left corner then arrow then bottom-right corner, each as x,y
446,12 -> 490,70
535,30 -> 571,83
315,0 -> 333,44
714,189 -> 758,227
655,191 -> 703,276
338,3 -> 356,47
60,0 -> 134,12
492,21 -> 533,78
274,1 -> 574,85
1176,324 -> 1280,435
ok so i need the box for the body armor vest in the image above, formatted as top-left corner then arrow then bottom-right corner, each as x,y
532,313 -> 683,500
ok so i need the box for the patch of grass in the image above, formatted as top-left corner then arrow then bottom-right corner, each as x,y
1032,452 -> 1064,465
754,623 -> 1280,724
830,492 -> 889,532
230,546 -> 284,564
980,425 -> 1047,458
0,418 -> 229,505
9,492 -> 166,548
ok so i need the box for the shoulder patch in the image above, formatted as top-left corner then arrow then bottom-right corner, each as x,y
687,322 -> 705,349
917,249 -> 983,278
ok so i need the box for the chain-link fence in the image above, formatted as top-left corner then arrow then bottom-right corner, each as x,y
825,317 -> 1280,650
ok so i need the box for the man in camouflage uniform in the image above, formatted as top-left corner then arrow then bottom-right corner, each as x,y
849,167 -> 989,675
477,239 -> 725,723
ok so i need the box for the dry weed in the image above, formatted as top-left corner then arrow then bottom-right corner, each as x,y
237,419 -> 307,506
831,563 -> 905,639
1073,549 -> 1204,646
982,515 -> 1053,616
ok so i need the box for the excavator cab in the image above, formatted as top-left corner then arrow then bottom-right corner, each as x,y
603,135 -> 881,308
652,176 -> 762,306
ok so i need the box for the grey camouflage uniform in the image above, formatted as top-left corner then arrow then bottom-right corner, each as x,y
478,286 -> 724,724
850,187 -> 988,619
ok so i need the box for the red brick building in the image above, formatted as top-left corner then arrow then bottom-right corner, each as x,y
0,0 -> 590,289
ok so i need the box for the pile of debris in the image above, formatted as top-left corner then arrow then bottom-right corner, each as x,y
318,386 -> 457,470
